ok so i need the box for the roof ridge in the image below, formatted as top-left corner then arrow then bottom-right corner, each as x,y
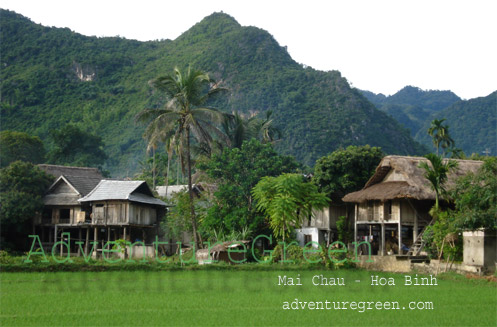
38,164 -> 101,170
384,155 -> 484,164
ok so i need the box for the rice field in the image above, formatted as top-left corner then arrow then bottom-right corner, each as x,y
1,269 -> 496,326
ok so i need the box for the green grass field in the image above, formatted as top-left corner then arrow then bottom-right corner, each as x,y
1,269 -> 496,326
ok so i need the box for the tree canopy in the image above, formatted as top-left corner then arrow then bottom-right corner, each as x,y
0,130 -> 46,167
198,139 -> 299,237
452,157 -> 497,230
47,124 -> 107,168
312,145 -> 384,201
0,161 -> 53,250
252,173 -> 328,242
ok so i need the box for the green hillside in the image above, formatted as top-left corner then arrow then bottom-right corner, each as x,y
415,92 -> 497,156
361,86 -> 461,136
0,10 -> 427,176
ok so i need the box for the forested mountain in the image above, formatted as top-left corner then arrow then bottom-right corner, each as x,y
415,92 -> 497,156
361,86 -> 461,136
1,9 -> 427,176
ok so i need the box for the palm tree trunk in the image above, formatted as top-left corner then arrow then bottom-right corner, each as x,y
152,147 -> 156,189
165,149 -> 171,197
186,127 -> 199,249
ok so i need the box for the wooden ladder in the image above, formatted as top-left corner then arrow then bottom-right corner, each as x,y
407,219 -> 434,256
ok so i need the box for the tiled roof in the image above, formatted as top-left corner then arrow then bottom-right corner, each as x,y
63,175 -> 102,196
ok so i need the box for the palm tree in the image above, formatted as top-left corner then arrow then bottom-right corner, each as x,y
136,66 -> 227,249
418,153 -> 458,211
222,111 -> 250,149
428,119 -> 453,156
222,110 -> 282,149
256,110 -> 282,144
439,126 -> 455,157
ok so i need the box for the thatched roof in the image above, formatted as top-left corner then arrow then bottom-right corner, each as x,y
38,164 -> 103,180
342,155 -> 483,203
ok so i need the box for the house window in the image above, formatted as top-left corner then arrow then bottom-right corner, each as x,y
304,234 -> 312,245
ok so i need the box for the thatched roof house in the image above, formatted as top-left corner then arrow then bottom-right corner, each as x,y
343,156 -> 482,203
342,155 -> 483,257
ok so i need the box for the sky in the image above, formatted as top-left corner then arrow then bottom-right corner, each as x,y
2,0 -> 496,99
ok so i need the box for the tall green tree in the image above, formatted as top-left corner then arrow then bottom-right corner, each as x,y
0,161 -> 53,250
452,157 -> 497,230
252,173 -> 329,243
198,139 -> 299,237
47,124 -> 107,168
312,145 -> 384,200
0,130 -> 46,167
136,66 -> 227,248
428,119 -> 454,156
418,153 -> 458,211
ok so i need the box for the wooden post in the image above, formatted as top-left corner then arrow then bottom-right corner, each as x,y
93,227 -> 98,258
54,225 -> 58,253
107,228 -> 111,260
398,222 -> 402,255
85,227 -> 90,257
123,226 -> 128,259
60,228 -> 64,257
413,213 -> 418,244
380,223 -> 385,256
78,228 -> 82,256
354,205 -> 358,243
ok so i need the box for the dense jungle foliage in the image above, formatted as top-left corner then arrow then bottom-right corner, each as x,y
1,9 -> 427,176
362,87 -> 496,156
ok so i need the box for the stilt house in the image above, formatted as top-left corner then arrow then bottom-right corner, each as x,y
342,156 -> 482,256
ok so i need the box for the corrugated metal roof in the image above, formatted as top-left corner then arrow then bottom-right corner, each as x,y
79,180 -> 165,206
128,193 -> 167,206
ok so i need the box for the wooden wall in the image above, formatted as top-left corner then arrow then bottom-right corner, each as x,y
91,201 -> 157,226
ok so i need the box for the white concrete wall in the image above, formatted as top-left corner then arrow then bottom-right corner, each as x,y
295,227 -> 320,248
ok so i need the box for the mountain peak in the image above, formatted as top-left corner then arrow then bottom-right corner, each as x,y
177,11 -> 240,40
201,12 -> 240,26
